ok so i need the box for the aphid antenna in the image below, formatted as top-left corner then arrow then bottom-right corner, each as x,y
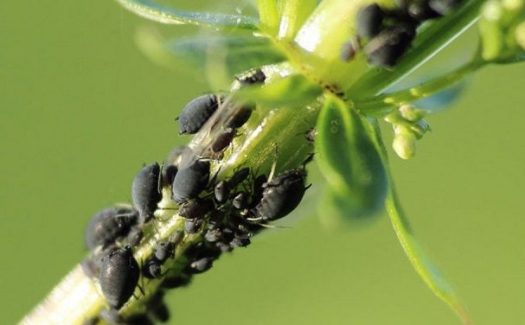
209,166 -> 222,185
156,162 -> 165,194
201,191 -> 216,201
244,219 -> 284,229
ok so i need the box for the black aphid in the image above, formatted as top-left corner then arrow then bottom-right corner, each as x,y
161,164 -> 178,188
189,257 -> 213,274
161,274 -> 192,289
85,206 -> 138,250
364,24 -> 416,68
232,192 -> 248,210
207,210 -> 225,227
304,128 -> 317,143
237,69 -> 266,85
250,174 -> 268,208
216,241 -> 233,253
219,227 -> 235,243
230,236 -> 251,248
169,230 -> 185,246
185,242 -> 221,260
154,241 -> 175,262
204,228 -> 222,243
171,159 -> 210,203
131,163 -> 162,224
179,198 -> 214,219
185,218 -> 204,234
124,314 -> 154,325
225,106 -> 253,129
99,246 -> 140,309
126,227 -> 143,246
253,169 -> 308,221
340,40 -> 358,62
214,181 -> 229,203
178,94 -> 219,135
147,292 -> 170,323
406,0 -> 440,21
357,4 -> 385,39
142,257 -> 163,279
229,167 -> 250,187
211,128 -> 236,153
429,0 -> 460,15
150,301 -> 169,323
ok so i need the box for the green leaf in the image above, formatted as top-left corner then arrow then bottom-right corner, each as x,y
278,0 -> 318,40
385,188 -> 470,325
317,186 -> 381,231
234,74 -> 322,107
371,123 -> 471,324
414,81 -> 467,111
315,94 -> 387,217
115,0 -> 258,30
167,35 -> 286,76
256,0 -> 280,34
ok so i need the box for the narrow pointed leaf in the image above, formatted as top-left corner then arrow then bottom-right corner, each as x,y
317,186 -> 381,231
167,35 -> 285,75
369,122 -> 471,324
385,188 -> 470,325
315,94 -> 387,217
115,0 -> 258,30
414,80 -> 467,111
278,0 -> 318,39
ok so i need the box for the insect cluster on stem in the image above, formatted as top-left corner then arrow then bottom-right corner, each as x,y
341,0 -> 464,67
81,69 -> 313,324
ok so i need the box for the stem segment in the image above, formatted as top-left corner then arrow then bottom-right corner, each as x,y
355,60 -> 486,115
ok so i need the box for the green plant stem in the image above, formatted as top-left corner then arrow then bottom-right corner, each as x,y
20,66 -> 319,324
22,0 -> 491,322
354,59 -> 486,116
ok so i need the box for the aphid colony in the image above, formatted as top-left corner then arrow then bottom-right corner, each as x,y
342,0 -> 463,67
81,70 -> 312,324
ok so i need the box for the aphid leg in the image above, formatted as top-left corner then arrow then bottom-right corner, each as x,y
209,166 -> 222,185
248,220 -> 279,229
267,146 -> 279,183
137,261 -> 147,296
302,153 -> 315,167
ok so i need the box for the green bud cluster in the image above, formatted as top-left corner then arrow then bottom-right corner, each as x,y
479,0 -> 525,62
385,104 -> 430,159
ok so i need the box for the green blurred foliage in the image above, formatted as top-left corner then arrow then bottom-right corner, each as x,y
1,1 -> 525,324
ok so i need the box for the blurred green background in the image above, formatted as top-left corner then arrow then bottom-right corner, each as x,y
2,1 -> 525,324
